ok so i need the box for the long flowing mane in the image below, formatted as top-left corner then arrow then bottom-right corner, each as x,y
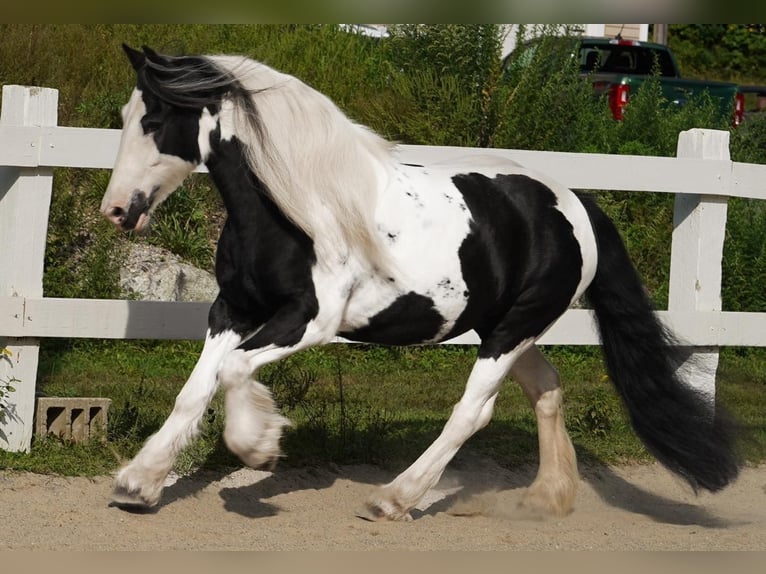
163,53 -> 398,276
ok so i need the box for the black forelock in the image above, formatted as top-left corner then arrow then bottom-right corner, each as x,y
132,48 -> 266,147
136,52 -> 233,110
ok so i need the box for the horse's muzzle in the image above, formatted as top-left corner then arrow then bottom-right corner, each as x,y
103,189 -> 152,231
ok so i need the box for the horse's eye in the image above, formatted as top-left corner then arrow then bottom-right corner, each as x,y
141,117 -> 164,134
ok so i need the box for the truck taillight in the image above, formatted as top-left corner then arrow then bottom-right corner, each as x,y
609,84 -> 631,120
733,92 -> 745,127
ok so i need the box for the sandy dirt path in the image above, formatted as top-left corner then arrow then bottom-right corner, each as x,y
1,457 -> 764,551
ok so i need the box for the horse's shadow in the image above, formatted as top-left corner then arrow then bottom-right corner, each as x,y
400,450 -> 737,528
576,457 -> 736,528
147,429 -> 735,528
153,463 -> 375,518
217,465 -> 358,519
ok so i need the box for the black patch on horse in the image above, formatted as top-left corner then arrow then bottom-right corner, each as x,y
446,173 -> 583,358
132,57 -> 222,164
340,292 -> 444,345
205,135 -> 319,347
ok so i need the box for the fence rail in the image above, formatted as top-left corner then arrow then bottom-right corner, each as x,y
2,124 -> 765,201
2,84 -> 766,452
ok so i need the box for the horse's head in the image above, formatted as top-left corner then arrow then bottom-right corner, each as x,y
101,45 -> 222,232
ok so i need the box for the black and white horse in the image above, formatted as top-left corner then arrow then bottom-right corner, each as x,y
100,45 -> 739,520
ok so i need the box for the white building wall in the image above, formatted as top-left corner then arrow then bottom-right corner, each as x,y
501,24 -> 649,58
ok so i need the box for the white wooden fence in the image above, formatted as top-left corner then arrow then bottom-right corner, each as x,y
2,84 -> 766,452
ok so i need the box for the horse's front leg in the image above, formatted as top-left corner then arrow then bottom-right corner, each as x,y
217,303 -> 342,470
111,327 -> 243,509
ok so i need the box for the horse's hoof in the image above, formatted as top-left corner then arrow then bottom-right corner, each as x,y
355,501 -> 413,522
517,485 -> 574,518
238,451 -> 279,472
109,485 -> 157,513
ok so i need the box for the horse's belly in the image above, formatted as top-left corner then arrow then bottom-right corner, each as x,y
339,276 -> 468,346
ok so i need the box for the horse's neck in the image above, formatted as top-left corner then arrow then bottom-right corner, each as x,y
205,137 -> 292,235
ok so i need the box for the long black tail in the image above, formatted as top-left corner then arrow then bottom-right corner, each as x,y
580,195 -> 740,492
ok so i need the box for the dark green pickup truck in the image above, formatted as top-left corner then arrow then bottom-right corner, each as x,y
578,37 -> 744,125
508,36 -> 745,126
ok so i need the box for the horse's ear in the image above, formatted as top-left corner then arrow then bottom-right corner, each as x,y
141,45 -> 161,62
123,44 -> 145,71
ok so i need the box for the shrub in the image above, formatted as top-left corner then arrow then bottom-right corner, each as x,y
722,198 -> 766,312
496,26 -> 616,153
43,169 -> 124,299
374,24 -> 503,146
0,348 -> 17,426
731,112 -> 766,164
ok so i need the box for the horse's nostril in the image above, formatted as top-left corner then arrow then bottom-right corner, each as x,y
108,206 -> 126,224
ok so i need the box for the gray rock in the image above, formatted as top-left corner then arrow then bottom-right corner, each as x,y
120,243 -> 218,302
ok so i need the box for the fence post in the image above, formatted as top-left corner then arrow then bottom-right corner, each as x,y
668,128 -> 730,402
0,85 -> 58,451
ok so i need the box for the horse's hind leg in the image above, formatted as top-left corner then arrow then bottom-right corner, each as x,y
361,342 -> 529,521
511,345 -> 578,516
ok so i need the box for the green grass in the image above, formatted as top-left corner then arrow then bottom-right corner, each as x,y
1,341 -> 763,477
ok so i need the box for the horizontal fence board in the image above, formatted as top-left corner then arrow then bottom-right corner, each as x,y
0,297 -> 208,340
0,125 -> 40,167
4,126 -> 766,199
39,126 -> 122,170
659,310 -> 765,347
731,162 -> 766,200
2,297 -> 763,347
396,145 -> 737,196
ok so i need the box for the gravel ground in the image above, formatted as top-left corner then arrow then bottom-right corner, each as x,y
1,456 -> 764,551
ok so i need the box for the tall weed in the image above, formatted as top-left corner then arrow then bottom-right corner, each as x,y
722,198 -> 766,312
43,169 -> 123,299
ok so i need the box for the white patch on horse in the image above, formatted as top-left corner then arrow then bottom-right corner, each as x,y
214,98 -> 236,142
429,277 -> 463,302
340,163 -> 473,341
199,99 -> 236,161
197,107 -> 217,162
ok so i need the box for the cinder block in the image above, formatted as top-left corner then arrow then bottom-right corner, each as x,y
35,397 -> 111,442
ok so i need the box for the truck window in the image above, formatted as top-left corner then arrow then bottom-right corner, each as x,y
579,44 -> 677,77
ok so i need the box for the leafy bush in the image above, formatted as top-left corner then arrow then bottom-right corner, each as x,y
378,24 -> 502,146
722,198 -> 766,312
0,348 -> 18,426
669,24 -> 766,83
495,27 -> 616,153
43,169 -> 124,299
143,174 -> 221,271
617,75 -> 730,155
731,112 -> 766,163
